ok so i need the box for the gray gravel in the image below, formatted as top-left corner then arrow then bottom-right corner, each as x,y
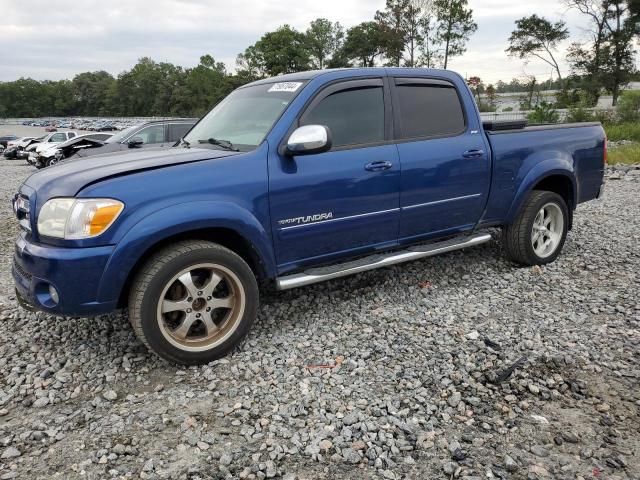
0,159 -> 638,479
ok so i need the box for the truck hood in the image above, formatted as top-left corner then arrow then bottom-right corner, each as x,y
23,146 -> 240,201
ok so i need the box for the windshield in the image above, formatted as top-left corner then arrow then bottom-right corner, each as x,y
106,125 -> 140,144
184,81 -> 305,151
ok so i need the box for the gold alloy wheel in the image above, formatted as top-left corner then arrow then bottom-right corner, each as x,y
156,263 -> 246,352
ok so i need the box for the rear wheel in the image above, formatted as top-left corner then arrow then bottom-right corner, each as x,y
128,241 -> 259,365
502,190 -> 568,266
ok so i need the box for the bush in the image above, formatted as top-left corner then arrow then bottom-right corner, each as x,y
527,102 -> 559,124
478,101 -> 496,113
593,109 -> 615,125
566,105 -> 594,123
604,122 -> 640,142
502,106 -> 514,112
616,90 -> 640,122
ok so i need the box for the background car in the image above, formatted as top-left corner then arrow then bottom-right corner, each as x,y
36,133 -> 114,167
3,137 -> 35,159
63,119 -> 196,161
26,131 -> 77,165
0,135 -> 18,148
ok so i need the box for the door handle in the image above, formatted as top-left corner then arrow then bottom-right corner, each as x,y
462,149 -> 485,159
365,160 -> 393,172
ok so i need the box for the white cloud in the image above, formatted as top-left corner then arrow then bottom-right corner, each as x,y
0,0 -> 636,83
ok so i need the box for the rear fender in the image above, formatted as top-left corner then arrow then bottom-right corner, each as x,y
96,201 -> 275,304
505,153 -> 577,225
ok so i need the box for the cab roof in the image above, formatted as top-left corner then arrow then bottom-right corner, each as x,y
243,67 -> 462,88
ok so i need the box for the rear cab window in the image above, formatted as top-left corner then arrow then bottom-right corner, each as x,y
392,78 -> 466,139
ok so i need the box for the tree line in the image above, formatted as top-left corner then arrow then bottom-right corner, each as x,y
0,0 -> 638,118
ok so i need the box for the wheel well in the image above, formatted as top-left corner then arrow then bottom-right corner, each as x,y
117,228 -> 265,308
532,174 -> 574,228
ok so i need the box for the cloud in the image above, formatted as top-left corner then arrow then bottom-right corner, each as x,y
0,0 -> 636,83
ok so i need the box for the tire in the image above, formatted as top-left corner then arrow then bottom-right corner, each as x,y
502,190 -> 569,266
46,157 -> 59,167
128,241 -> 259,365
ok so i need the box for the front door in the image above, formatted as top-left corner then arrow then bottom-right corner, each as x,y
391,77 -> 491,242
268,78 -> 400,273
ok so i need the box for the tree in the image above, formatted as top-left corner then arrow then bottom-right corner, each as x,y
375,0 -> 410,67
305,18 -> 344,69
485,84 -> 497,107
565,0 -> 637,105
236,45 -> 266,81
417,0 -> 443,67
71,71 -> 116,116
434,0 -> 477,69
249,25 -> 311,76
466,76 -> 483,102
340,22 -> 386,67
506,15 -> 569,83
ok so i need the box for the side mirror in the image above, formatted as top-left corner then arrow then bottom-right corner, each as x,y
128,137 -> 144,148
285,125 -> 331,156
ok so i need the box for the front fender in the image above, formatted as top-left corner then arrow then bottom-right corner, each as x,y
505,153 -> 577,224
96,201 -> 276,304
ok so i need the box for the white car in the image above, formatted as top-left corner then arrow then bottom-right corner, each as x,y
35,133 -> 113,167
33,131 -> 78,154
27,131 -> 78,165
7,137 -> 35,149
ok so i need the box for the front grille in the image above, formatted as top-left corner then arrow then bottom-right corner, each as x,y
14,194 -> 31,232
13,258 -> 32,282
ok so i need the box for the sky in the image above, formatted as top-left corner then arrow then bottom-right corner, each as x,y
1,0 -> 637,84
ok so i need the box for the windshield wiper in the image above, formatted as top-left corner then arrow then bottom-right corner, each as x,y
198,137 -> 239,152
179,138 -> 190,148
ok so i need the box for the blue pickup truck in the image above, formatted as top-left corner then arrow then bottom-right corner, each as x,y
12,68 -> 606,365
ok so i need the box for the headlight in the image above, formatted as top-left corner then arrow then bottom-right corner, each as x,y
37,198 -> 124,239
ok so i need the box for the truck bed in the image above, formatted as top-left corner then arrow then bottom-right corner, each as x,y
481,122 -> 606,226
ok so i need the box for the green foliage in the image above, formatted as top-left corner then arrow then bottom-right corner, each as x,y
604,122 -> 640,141
506,15 -> 568,83
305,18 -> 344,69
477,101 -> 496,112
527,102 -> 559,124
616,90 -> 640,122
434,0 -> 477,69
502,106 -> 514,112
0,55 -> 238,117
565,0 -> 637,106
564,90 -> 596,122
339,22 -> 386,67
607,142 -> 640,164
251,25 -> 311,76
566,106 -> 594,123
593,109 -> 615,124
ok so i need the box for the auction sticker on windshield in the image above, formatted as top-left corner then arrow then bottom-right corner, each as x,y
268,82 -> 303,93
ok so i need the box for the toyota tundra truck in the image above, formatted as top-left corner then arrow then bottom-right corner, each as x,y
12,68 -> 606,365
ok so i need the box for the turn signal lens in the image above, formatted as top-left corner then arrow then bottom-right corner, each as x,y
89,204 -> 123,235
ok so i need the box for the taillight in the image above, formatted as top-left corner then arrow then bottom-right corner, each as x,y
603,135 -> 607,166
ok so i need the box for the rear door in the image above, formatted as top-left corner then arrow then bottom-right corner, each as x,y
268,78 -> 400,272
392,77 -> 490,242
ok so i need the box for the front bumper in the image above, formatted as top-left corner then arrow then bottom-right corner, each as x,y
12,232 -> 118,316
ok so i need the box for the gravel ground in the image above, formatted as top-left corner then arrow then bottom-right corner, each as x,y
0,159 -> 638,480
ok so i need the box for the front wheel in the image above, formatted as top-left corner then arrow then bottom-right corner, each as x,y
128,241 -> 259,365
502,190 -> 569,266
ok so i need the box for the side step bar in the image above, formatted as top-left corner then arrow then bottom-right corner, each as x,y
275,233 -> 492,290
